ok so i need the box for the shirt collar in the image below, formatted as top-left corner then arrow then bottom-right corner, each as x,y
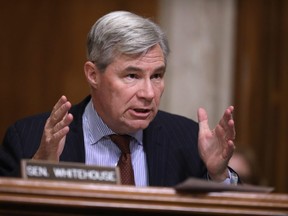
84,99 -> 143,145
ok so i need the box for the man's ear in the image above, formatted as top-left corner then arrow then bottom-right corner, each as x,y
84,61 -> 99,88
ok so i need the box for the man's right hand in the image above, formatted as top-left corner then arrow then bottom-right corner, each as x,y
33,95 -> 73,161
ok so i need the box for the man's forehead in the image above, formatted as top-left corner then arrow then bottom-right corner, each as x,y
117,44 -> 164,60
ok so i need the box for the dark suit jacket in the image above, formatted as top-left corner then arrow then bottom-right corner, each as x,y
0,96 -> 206,187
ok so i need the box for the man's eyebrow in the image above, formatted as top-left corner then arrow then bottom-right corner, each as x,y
155,66 -> 166,73
124,65 -> 166,73
124,66 -> 142,72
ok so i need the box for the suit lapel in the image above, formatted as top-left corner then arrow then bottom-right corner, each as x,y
62,119 -> 85,163
60,96 -> 91,163
143,117 -> 167,186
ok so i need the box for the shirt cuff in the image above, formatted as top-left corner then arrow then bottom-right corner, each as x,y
207,169 -> 239,185
224,169 -> 238,185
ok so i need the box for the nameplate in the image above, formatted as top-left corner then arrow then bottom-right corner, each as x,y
21,159 -> 120,185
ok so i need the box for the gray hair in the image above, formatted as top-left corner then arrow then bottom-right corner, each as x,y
87,11 -> 170,72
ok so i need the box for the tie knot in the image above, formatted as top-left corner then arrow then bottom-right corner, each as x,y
110,134 -> 131,154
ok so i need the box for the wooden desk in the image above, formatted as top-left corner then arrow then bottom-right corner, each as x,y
0,178 -> 287,215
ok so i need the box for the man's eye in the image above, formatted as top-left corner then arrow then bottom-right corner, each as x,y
152,73 -> 163,79
127,74 -> 137,79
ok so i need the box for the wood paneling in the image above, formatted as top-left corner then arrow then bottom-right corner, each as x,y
0,0 -> 158,141
234,0 -> 288,192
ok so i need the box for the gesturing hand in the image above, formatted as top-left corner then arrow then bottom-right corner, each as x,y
197,106 -> 236,181
33,96 -> 73,161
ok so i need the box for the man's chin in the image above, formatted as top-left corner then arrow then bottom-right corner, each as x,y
126,120 -> 151,132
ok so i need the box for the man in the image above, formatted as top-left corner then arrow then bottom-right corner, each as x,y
0,11 -> 237,187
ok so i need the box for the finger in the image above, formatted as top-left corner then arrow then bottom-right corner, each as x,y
225,139 -> 236,159
217,118 -> 236,142
47,98 -> 72,128
52,113 -> 74,135
52,126 -> 70,144
215,125 -> 235,159
227,118 -> 236,140
51,95 -> 68,115
218,106 -> 234,133
215,124 -> 226,142
48,125 -> 70,159
224,106 -> 236,140
219,106 -> 233,126
217,120 -> 236,142
225,106 -> 234,121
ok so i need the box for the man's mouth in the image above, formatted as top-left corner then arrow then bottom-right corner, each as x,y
134,108 -> 150,113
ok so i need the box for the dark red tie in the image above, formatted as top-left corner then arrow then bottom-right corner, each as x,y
110,135 -> 135,185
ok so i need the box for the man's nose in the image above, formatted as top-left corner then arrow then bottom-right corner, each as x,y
137,79 -> 155,100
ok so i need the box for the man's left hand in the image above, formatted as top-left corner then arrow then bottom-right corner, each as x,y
197,106 -> 236,181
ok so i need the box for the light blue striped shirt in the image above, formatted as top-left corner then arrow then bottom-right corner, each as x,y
82,99 -> 148,186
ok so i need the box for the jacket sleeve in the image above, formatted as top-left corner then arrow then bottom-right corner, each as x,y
0,125 -> 23,177
0,114 -> 47,177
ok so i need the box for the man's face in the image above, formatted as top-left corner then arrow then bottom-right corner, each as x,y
92,44 -> 165,134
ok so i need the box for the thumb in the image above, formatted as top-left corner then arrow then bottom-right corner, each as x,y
197,107 -> 210,132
